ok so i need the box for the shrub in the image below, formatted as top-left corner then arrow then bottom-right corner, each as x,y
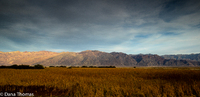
0,65 -> 7,68
98,66 -> 116,68
67,67 -> 72,69
81,66 -> 87,68
10,64 -> 18,69
89,66 -> 97,68
60,66 -> 66,68
34,64 -> 44,69
17,64 -> 33,69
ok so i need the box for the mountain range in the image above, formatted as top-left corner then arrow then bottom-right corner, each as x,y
162,54 -> 200,61
0,50 -> 200,67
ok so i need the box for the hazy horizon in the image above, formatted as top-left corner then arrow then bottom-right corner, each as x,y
1,0 -> 200,55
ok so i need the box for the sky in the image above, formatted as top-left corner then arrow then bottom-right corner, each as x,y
0,0 -> 200,55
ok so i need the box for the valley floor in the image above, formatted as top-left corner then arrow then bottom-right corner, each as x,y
0,67 -> 200,96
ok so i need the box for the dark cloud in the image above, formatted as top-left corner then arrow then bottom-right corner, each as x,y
0,0 -> 200,54
159,0 -> 200,22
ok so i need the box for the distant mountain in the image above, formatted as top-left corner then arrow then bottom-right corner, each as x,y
132,54 -> 199,66
0,51 -> 60,65
0,50 -> 200,67
162,53 -> 200,61
35,50 -> 138,66
131,54 -> 165,66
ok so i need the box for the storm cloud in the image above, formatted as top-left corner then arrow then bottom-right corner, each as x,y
0,0 -> 200,55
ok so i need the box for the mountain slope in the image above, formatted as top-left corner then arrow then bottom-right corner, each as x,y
36,50 -> 138,66
0,51 -> 60,65
131,54 -> 165,66
35,52 -> 84,66
162,54 -> 200,61
0,50 -> 200,66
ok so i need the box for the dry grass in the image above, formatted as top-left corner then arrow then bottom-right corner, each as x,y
0,68 -> 200,96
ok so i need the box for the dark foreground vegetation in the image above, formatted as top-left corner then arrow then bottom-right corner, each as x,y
0,64 -> 44,69
0,68 -> 200,96
70,65 -> 116,68
49,65 -> 116,68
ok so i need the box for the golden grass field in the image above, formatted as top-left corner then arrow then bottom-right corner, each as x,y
0,67 -> 200,97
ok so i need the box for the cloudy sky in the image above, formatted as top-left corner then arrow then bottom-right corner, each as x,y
0,0 -> 200,55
